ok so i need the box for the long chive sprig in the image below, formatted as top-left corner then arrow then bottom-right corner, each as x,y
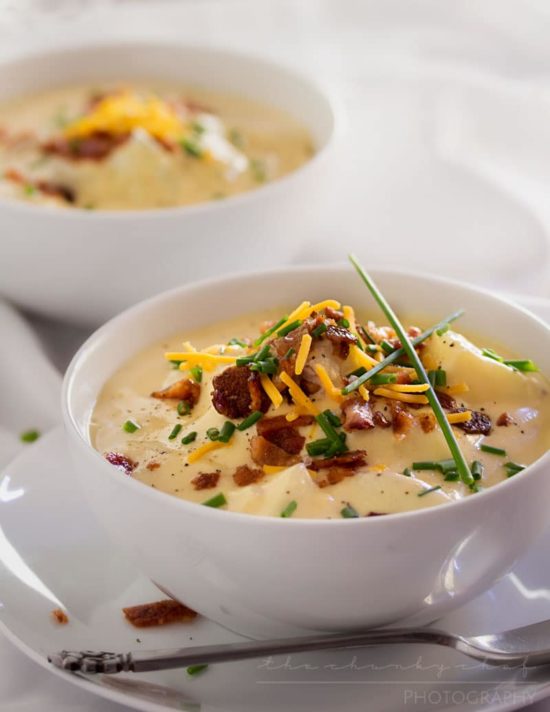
349,255 -> 474,487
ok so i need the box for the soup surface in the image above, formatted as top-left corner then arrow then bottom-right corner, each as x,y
0,82 -> 313,210
91,300 -> 550,519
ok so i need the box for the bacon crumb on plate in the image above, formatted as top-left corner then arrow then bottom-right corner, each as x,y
51,609 -> 69,625
123,599 -> 198,628
191,472 -> 220,490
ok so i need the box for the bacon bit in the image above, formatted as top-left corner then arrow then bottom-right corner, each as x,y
51,608 -> 69,625
233,465 -> 264,487
373,411 -> 391,428
497,412 -> 514,427
341,396 -> 375,431
418,412 -> 436,433
390,401 -> 415,437
256,415 -> 313,454
4,167 -> 24,183
36,180 -> 75,203
308,449 -> 367,471
324,306 -> 344,321
396,370 -> 413,385
435,390 -> 457,410
250,435 -> 300,467
407,326 -> 422,338
452,409 -> 492,435
257,414 -> 314,434
325,324 -> 357,359
191,472 -> 220,490
123,599 -> 197,628
146,461 -> 161,471
316,466 -> 354,488
105,452 -> 137,475
212,366 -> 270,419
42,132 -> 130,161
151,378 -> 201,405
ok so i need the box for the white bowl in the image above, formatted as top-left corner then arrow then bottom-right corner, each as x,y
63,266 -> 550,638
0,42 -> 337,325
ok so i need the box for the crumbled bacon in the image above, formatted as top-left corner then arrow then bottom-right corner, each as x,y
151,378 -> 201,405
395,370 -> 413,385
324,306 -> 344,321
390,401 -> 415,436
212,366 -> 270,419
123,599 -> 197,628
325,324 -> 357,359
257,414 -> 314,434
105,452 -> 137,475
51,608 -> 69,625
373,411 -> 391,428
316,466 -> 354,487
191,472 -> 220,490
42,132 -> 130,161
436,391 -> 457,410
308,449 -> 367,471
233,465 -> 264,487
36,180 -> 75,203
250,435 -> 300,467
146,461 -> 161,471
497,412 -> 514,427
418,412 -> 436,433
408,326 -> 422,338
341,396 -> 375,431
452,409 -> 492,436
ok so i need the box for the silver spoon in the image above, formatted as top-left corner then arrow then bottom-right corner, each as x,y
49,619 -> 550,674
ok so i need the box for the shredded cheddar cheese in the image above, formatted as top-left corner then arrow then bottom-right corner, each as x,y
295,334 -> 312,376
446,411 -> 473,424
263,465 -> 285,475
350,344 -> 378,370
260,374 -> 283,409
277,299 -> 341,335
385,383 -> 430,393
422,354 -> 438,371
164,352 -> 237,371
280,371 -> 318,415
187,440 -> 229,464
373,387 -> 429,405
440,383 -> 470,396
359,384 -> 370,402
313,363 -> 344,403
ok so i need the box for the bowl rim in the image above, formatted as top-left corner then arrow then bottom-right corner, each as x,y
0,39 -> 341,221
62,262 -> 550,528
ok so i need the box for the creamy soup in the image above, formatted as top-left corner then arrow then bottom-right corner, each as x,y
91,300 -> 550,519
0,82 -> 313,210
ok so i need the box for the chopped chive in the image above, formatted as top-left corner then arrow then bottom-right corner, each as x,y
202,492 -> 227,508
470,460 -> 484,481
348,366 -> 367,378
315,412 -> 347,455
170,359 -> 183,369
370,373 -> 397,385
366,344 -> 379,354
281,500 -> 298,518
249,357 -> 279,375
482,347 -> 503,363
341,503 -> 359,518
187,664 -> 208,676
504,359 -> 539,372
428,369 -> 447,388
20,429 -> 40,443
181,136 -> 204,158
311,323 -> 328,338
177,400 -> 191,416
436,324 -> 449,336
228,337 -> 247,347
217,421 -> 236,443
418,485 -> 442,497
380,340 -> 395,355
444,471 -> 459,481
412,458 -> 455,474
349,254 -> 473,488
338,318 -> 351,328
181,431 -> 197,445
190,366 -> 203,383
123,419 -> 140,433
323,409 -> 342,428
504,461 -> 526,477
480,443 -> 507,457
236,355 -> 255,367
283,347 -> 296,360
168,424 -> 182,440
277,319 -> 302,337
254,316 -> 288,347
206,427 -> 220,441
255,343 -> 271,362
402,467 -> 412,477
306,438 -> 332,457
237,411 -> 263,431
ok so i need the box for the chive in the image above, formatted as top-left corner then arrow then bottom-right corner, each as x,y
338,318 -> 350,328
380,340 -> 395,355
482,347 -> 503,363
444,471 -> 459,481
366,344 -> 379,354
177,400 -> 191,416
349,255 -> 473,487
170,359 -> 183,369
237,411 -> 263,431
228,337 -> 247,347
123,419 -> 140,433
187,664 -> 208,676
190,366 -> 203,383
418,485 -> 442,498
341,309 -> 465,395
181,431 -> 197,445
480,443 -> 507,457
312,323 -> 328,338
323,409 -> 342,428
254,316 -> 287,347
306,438 -> 332,457
315,412 -> 347,454
255,343 -> 271,362
202,492 -> 227,508
436,324 -> 449,336
370,373 -> 397,385
281,500 -> 298,518
168,424 -> 182,440
206,427 -> 220,441
283,347 -> 296,360
23,184 -> 36,196
181,136 -> 203,158
348,366 -> 367,378
217,421 -> 236,443
470,460 -> 484,481
20,429 -> 40,443
412,458 -> 455,473
249,357 -> 279,375
504,359 -> 539,372
402,467 -> 412,477
236,356 -> 255,367
277,319 -> 302,337
250,158 -> 267,183
504,461 -> 526,477
341,503 -> 359,518
428,369 -> 447,388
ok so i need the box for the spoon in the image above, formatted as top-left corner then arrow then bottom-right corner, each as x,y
49,618 -> 550,674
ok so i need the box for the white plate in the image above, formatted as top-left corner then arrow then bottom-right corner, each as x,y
0,295 -> 549,712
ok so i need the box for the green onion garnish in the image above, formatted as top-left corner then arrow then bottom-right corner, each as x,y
190,366 -> 203,383
482,347 -> 503,362
418,485 -> 442,497
311,323 -> 328,338
341,504 -> 359,518
504,462 -> 526,477
168,424 -> 182,440
504,359 -> 539,372
348,366 -> 367,378
412,459 -> 455,473
402,467 -> 412,477
123,419 -> 140,433
370,373 -> 397,385
281,500 -> 298,518
470,460 -> 484,481
206,427 -> 220,441
444,471 -> 459,481
237,411 -> 263,431
428,369 -> 447,388
254,343 -> 271,361
338,318 -> 351,328
323,409 -> 342,428
315,412 -> 348,456
177,400 -> 191,416
436,324 -> 450,336
202,493 -> 227,508
349,255 -> 473,488
249,357 -> 279,375
181,431 -> 197,445
170,359 -> 183,369
254,316 -> 288,347
217,421 -> 236,443
181,136 -> 204,158
20,429 -> 40,443
228,337 -> 247,347
306,438 -> 332,457
380,340 -> 395,355
480,443 -> 507,457
277,319 -> 302,337
187,664 -> 208,676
